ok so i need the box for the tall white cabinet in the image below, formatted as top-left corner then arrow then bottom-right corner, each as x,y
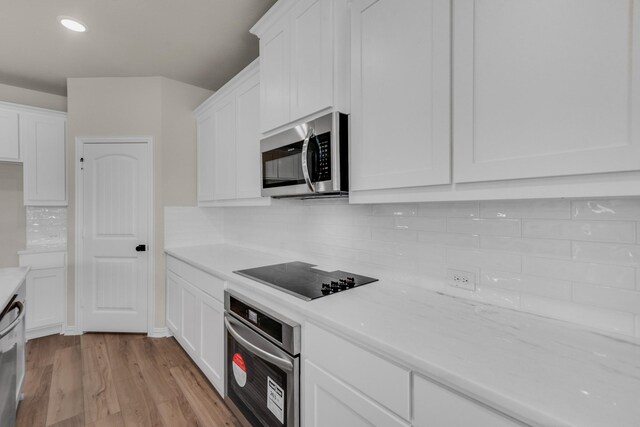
195,60 -> 270,207
349,0 -> 451,192
0,101 -> 67,206
452,0 -> 640,183
251,0 -> 349,134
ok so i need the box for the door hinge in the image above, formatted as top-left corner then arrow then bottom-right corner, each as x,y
80,157 -> 84,170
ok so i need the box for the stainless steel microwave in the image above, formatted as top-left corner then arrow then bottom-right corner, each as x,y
261,112 -> 348,198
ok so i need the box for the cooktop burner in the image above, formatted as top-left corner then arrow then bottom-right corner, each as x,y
234,261 -> 378,301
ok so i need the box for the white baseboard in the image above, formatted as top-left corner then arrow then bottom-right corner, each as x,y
26,324 -> 63,340
148,327 -> 172,338
62,324 -> 83,336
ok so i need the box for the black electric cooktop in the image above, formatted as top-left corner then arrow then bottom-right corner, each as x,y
234,261 -> 378,301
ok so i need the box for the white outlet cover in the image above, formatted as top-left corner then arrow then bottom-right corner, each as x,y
447,269 -> 476,291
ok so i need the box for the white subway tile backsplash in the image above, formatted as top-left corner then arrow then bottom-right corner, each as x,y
480,236 -> 571,257
212,197 -> 640,337
523,220 -> 636,243
447,218 -> 521,237
572,283 -> 640,314
26,206 -> 67,248
572,241 -> 640,266
520,294 -> 635,336
372,204 -> 418,217
418,231 -> 479,248
418,201 -> 479,218
572,199 -> 640,220
635,316 -> 640,338
446,248 -> 522,272
523,256 -> 636,289
480,270 -> 572,300
480,199 -> 570,219
393,216 -> 446,232
164,207 -> 224,248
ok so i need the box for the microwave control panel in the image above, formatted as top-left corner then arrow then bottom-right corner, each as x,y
316,132 -> 331,182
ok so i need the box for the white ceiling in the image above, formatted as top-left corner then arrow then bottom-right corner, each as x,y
0,0 -> 276,96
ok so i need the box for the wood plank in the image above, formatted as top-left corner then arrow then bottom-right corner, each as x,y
46,345 -> 84,426
17,364 -> 53,427
157,398 -> 191,427
85,412 -> 126,427
47,414 -> 84,427
170,365 -> 241,427
130,338 -> 179,405
82,337 -> 121,423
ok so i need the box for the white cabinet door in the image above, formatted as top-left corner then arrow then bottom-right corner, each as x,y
166,271 -> 182,335
0,107 -> 19,161
235,74 -> 262,199
180,281 -> 201,357
21,113 -> 67,205
413,375 -> 522,427
212,95 -> 238,201
260,22 -> 291,133
350,0 -> 451,192
199,293 -> 225,395
304,360 -> 410,427
290,0 -> 333,120
197,107 -> 216,204
25,268 -> 64,331
453,0 -> 640,183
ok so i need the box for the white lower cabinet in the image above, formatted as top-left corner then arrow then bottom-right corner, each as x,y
412,374 -> 522,427
166,256 -> 225,396
18,251 -> 66,340
304,360 -> 410,427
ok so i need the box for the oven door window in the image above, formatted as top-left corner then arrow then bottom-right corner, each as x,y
227,332 -> 294,427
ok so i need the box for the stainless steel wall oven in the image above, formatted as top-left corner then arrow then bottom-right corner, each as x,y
224,292 -> 300,427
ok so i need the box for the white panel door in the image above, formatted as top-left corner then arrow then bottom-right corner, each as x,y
25,268 -> 64,331
291,0 -> 333,120
0,107 -> 19,160
199,292 -> 224,395
82,142 -> 149,332
213,96 -> 237,201
260,22 -> 291,132
197,108 -> 216,203
453,0 -> 640,182
235,75 -> 262,199
304,360 -> 410,427
413,374 -> 522,427
350,0 -> 451,191
21,113 -> 66,205
166,270 -> 182,335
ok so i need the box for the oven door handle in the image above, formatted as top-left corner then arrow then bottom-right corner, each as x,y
224,315 -> 294,372
301,128 -> 316,193
0,301 -> 25,339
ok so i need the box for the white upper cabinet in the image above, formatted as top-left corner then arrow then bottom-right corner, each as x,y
212,95 -> 237,201
195,60 -> 270,206
259,22 -> 291,133
0,107 -> 20,161
350,0 -> 451,192
21,112 -> 67,205
453,0 -> 640,183
251,0 -> 349,134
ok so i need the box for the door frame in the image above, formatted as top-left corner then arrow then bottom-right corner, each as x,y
74,136 -> 155,336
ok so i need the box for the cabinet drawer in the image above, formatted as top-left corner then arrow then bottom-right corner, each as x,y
413,374 -> 523,427
19,251 -> 66,269
166,256 -> 225,302
305,322 -> 411,419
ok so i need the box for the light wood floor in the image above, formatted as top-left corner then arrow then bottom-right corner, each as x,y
17,333 -> 241,427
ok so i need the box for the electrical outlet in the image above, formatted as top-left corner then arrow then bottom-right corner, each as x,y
447,269 -> 476,291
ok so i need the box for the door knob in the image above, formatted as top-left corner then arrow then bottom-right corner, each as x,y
136,244 -> 146,252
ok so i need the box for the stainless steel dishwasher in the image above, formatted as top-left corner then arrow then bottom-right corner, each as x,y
0,294 -> 26,427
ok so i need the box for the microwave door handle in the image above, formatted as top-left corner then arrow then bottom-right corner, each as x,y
301,129 -> 316,193
224,315 -> 294,372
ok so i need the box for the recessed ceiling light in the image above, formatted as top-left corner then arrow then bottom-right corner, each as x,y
58,16 -> 87,32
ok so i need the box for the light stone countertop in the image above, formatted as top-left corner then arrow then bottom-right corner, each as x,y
165,244 -> 640,427
0,267 -> 29,310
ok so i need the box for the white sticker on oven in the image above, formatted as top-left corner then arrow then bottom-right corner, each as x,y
267,376 -> 285,424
